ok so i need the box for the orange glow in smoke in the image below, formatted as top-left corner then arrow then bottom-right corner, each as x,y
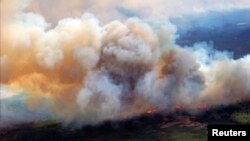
146,108 -> 157,114
175,105 -> 183,110
196,103 -> 207,110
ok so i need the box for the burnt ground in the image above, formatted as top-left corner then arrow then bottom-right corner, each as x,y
0,101 -> 250,141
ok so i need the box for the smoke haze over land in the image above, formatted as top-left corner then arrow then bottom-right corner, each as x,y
0,0 -> 250,128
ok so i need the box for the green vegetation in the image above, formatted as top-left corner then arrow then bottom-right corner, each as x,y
161,127 -> 207,141
232,112 -> 250,124
1,101 -> 250,141
0,125 -> 207,141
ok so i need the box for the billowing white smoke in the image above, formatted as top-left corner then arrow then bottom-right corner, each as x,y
136,47 -> 205,110
1,0 -> 250,128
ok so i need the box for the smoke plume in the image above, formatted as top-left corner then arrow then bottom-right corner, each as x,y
1,0 -> 250,128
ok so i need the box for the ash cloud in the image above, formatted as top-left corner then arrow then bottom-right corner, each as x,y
1,0 -> 250,128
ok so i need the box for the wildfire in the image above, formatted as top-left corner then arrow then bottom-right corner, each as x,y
146,108 -> 157,114
196,103 -> 207,110
175,103 -> 208,111
175,105 -> 183,110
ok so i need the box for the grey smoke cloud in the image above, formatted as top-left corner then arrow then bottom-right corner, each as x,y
0,0 -> 250,128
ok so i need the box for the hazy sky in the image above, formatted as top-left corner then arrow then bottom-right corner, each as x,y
25,0 -> 250,23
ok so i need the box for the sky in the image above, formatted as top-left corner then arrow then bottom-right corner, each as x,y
25,0 -> 250,23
